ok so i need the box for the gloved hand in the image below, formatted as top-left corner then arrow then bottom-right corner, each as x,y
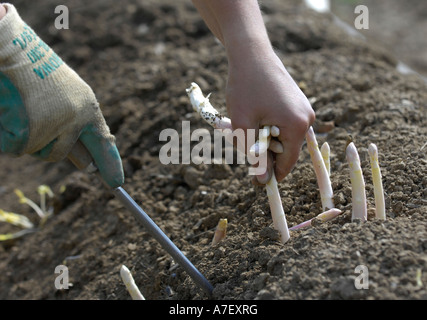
0,3 -> 124,188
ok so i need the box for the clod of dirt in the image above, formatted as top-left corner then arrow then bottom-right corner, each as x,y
0,0 -> 426,301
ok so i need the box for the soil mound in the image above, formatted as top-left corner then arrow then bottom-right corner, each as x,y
0,0 -> 426,300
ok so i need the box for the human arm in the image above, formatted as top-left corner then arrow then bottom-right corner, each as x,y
0,3 -> 123,187
192,0 -> 315,183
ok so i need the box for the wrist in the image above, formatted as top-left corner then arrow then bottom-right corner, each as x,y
225,33 -> 279,78
225,32 -> 274,64
0,4 -> 6,20
218,3 -> 274,66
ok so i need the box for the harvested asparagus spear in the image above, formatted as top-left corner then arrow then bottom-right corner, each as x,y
186,82 -> 290,243
289,208 -> 342,230
368,143 -> 386,220
186,82 -> 232,130
346,142 -> 367,221
305,127 -> 334,211
265,172 -> 290,243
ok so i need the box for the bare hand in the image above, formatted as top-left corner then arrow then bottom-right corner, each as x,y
226,51 -> 315,184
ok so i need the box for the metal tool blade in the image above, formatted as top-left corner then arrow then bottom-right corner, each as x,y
113,186 -> 213,296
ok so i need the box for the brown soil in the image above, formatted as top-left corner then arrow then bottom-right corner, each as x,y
0,0 -> 426,301
331,0 -> 427,78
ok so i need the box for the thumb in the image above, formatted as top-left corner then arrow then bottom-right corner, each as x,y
79,123 -> 124,188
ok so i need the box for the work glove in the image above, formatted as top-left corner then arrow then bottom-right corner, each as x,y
0,4 -> 124,188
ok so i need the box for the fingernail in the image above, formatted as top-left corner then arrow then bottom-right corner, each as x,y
256,171 -> 270,185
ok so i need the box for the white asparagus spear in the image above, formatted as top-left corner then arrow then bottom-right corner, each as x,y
346,142 -> 367,221
186,82 -> 246,155
368,143 -> 386,220
250,124 -> 290,243
305,127 -> 334,211
212,218 -> 228,245
289,208 -> 342,230
265,172 -> 290,243
186,82 -> 232,130
320,142 -> 331,176
120,265 -> 145,300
